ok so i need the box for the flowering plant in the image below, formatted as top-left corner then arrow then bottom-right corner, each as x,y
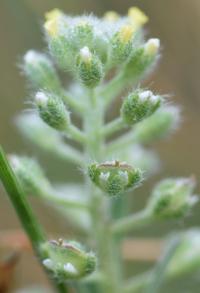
0,6 -> 199,293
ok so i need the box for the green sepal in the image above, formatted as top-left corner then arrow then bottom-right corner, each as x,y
88,160 -> 142,197
42,239 -> 96,281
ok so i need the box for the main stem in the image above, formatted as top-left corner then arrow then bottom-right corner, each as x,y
84,92 -> 122,293
0,146 -> 67,293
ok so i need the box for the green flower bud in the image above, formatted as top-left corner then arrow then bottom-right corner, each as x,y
35,91 -> 70,131
9,156 -> 51,195
167,230 -> 200,277
42,239 -> 96,281
47,20 -> 94,70
123,38 -> 160,82
88,160 -> 142,197
147,177 -> 197,219
23,51 -> 60,91
76,47 -> 103,88
121,90 -> 161,125
71,21 -> 94,50
134,106 -> 180,144
110,25 -> 135,64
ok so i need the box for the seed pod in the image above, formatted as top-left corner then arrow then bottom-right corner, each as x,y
23,51 -> 60,91
76,47 -> 103,88
121,90 -> 161,125
88,160 -> 142,197
42,239 -> 96,281
148,177 -> 198,219
35,91 -> 70,131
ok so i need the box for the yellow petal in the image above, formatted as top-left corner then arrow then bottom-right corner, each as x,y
104,11 -> 120,22
44,19 -> 59,37
128,7 -> 148,27
119,25 -> 135,43
45,9 -> 62,21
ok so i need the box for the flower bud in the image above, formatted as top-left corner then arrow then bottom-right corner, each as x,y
10,156 -> 51,196
35,91 -> 70,131
121,90 -> 162,125
72,21 -> 94,50
44,9 -> 63,37
128,7 -> 149,28
88,160 -> 142,197
134,106 -> 180,144
42,239 -> 96,281
167,230 -> 200,277
147,177 -> 198,219
144,38 -> 160,57
103,11 -> 120,22
23,51 -> 60,91
76,47 -> 103,88
110,25 -> 135,64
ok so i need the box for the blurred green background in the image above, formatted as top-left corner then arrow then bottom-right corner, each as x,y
0,0 -> 200,292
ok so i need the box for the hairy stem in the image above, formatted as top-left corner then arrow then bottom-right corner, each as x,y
102,117 -> 126,137
112,209 -> 153,235
84,94 -> 122,293
0,146 -> 68,293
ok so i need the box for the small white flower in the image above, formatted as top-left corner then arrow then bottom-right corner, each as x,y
63,262 -> 78,275
24,50 -> 37,64
144,38 -> 160,56
139,90 -> 152,101
139,90 -> 160,105
80,46 -> 92,63
35,92 -> 48,106
43,258 -> 54,270
100,172 -> 110,182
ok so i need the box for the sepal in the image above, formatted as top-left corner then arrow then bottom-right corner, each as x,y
42,239 -> 96,281
88,160 -> 142,197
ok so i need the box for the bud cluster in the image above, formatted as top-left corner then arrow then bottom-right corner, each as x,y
11,5 -> 199,292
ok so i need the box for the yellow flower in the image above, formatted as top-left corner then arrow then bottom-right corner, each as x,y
44,9 -> 62,37
45,9 -> 62,21
128,7 -> 148,28
44,19 -> 59,37
104,11 -> 120,22
118,25 -> 135,43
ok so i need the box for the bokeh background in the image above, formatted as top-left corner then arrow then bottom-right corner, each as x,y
0,0 -> 200,292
